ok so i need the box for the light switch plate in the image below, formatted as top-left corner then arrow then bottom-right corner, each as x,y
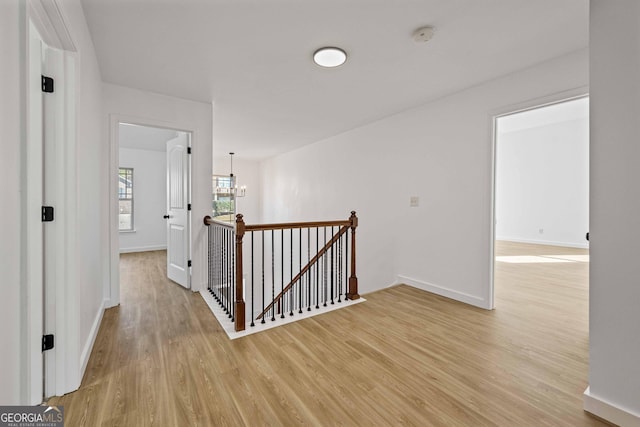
410,196 -> 419,207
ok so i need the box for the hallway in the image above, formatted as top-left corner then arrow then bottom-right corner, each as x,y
49,250 -> 602,426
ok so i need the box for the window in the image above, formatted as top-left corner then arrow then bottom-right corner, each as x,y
212,175 -> 235,223
119,167 -> 134,231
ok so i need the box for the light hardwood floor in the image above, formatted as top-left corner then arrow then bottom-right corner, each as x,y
49,245 -> 604,426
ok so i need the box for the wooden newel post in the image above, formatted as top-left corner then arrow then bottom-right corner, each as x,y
347,211 -> 360,300
235,214 -> 246,331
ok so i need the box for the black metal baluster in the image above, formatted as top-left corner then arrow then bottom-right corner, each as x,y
227,228 -> 232,318
223,227 -> 227,314
214,226 -> 219,302
298,228 -> 303,313
280,230 -> 285,319
261,230 -> 265,324
251,232 -> 255,327
307,227 -> 311,311
330,226 -> 335,305
216,226 -> 220,302
207,226 -> 211,293
223,227 -> 227,313
316,227 -> 320,308
345,229 -> 349,300
338,229 -> 342,303
290,229 -> 294,316
232,227 -> 235,322
323,227 -> 328,307
271,230 -> 275,321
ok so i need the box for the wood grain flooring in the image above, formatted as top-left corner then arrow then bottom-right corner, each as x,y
49,245 -> 604,426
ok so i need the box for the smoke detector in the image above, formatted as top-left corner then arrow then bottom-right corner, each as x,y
412,26 -> 435,43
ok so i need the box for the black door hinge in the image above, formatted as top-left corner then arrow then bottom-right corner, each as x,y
187,203 -> 191,211
188,260 -> 192,267
42,334 -> 54,352
42,206 -> 54,222
187,147 -> 191,154
42,75 -> 54,93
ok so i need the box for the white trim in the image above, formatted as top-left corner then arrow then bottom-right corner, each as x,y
495,237 -> 589,249
80,300 -> 105,379
488,114 -> 497,310
489,87 -> 590,122
27,0 -> 76,52
200,290 -> 366,340
119,245 -> 167,253
584,386 -> 640,427
397,275 -> 489,309
25,12 -> 44,406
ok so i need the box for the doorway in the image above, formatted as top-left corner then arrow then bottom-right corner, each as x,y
116,122 -> 192,299
492,96 -> 589,307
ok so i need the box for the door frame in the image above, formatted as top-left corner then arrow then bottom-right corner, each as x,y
25,0 -> 79,403
108,115 -> 193,307
489,86 -> 589,309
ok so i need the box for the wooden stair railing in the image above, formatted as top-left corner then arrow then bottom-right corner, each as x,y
204,211 -> 359,332
255,224 -> 349,321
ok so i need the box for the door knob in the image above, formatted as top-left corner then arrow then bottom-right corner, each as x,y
163,215 -> 170,219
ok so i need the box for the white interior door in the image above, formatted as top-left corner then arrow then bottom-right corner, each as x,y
166,133 -> 190,288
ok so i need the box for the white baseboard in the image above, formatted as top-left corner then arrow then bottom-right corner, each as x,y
397,275 -> 489,309
80,299 -> 106,379
496,236 -> 588,249
584,386 -> 640,426
119,245 -> 167,253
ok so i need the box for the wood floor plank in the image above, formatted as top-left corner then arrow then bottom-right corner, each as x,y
48,246 -> 605,426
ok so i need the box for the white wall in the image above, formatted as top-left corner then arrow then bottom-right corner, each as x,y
1,0 -> 106,402
213,156 -> 262,223
119,148 -> 167,252
261,49 -> 588,308
0,0 -> 25,405
103,83 -> 213,297
586,1 -> 640,424
496,108 -> 589,248
56,0 -> 106,392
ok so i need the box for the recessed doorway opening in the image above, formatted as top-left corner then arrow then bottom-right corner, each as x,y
115,122 -> 193,303
492,96 -> 589,308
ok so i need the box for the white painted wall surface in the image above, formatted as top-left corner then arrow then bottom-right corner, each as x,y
213,156 -> 262,223
59,0 -> 106,392
496,108 -> 589,248
587,1 -> 640,424
261,49 -> 588,307
0,0 -> 24,405
103,83 -> 213,295
119,148 -> 167,252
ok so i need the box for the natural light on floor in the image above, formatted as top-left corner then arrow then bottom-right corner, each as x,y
496,255 -> 590,264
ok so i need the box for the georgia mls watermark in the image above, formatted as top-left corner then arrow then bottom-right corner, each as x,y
0,406 -> 63,427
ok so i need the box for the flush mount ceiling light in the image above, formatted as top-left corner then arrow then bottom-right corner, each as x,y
313,47 -> 347,67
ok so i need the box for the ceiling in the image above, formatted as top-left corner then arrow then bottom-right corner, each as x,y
119,123 -> 179,152
81,0 -> 588,160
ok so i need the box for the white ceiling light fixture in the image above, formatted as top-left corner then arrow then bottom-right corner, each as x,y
313,47 -> 347,68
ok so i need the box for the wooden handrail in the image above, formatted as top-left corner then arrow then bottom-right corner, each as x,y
255,225 -> 350,320
204,211 -> 358,332
203,215 -> 234,229
245,219 -> 350,232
